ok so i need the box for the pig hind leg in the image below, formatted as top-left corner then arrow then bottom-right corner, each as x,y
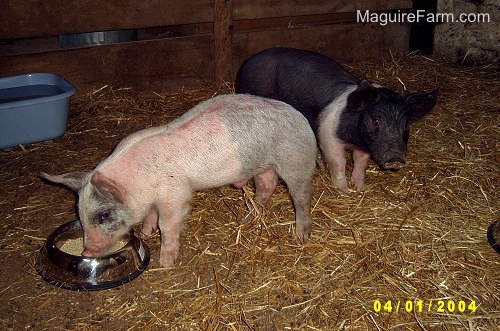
278,170 -> 314,243
241,168 -> 278,223
253,168 -> 279,205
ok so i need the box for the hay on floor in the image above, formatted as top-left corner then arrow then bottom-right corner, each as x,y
0,52 -> 498,330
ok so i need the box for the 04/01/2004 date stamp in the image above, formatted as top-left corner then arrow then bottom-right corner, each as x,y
373,300 -> 477,314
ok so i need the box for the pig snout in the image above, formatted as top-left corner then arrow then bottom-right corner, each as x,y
81,241 -> 111,257
383,159 -> 406,170
81,226 -> 113,257
81,247 -> 102,257
372,140 -> 408,171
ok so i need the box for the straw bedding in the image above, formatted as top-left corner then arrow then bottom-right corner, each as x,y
0,52 -> 498,330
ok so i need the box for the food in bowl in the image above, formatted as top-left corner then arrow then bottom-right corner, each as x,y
36,220 -> 150,291
58,237 -> 127,255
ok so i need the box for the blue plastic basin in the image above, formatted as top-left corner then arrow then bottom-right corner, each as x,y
0,73 -> 76,149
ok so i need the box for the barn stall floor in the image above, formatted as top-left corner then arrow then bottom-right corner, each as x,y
0,53 -> 498,330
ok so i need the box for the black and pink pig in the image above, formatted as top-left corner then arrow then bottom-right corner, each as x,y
42,94 -> 317,267
236,47 -> 438,192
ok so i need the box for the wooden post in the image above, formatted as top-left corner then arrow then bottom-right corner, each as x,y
214,0 -> 233,86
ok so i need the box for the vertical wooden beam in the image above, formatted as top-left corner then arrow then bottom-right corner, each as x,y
214,0 -> 233,85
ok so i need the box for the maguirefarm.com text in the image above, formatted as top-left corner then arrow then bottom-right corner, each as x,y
357,10 -> 490,26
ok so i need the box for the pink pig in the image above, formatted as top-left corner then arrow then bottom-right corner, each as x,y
42,94 -> 317,267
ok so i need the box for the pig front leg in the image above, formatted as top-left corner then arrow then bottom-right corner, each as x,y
140,208 -> 158,239
156,193 -> 192,267
351,149 -> 370,191
318,113 -> 350,193
320,138 -> 349,193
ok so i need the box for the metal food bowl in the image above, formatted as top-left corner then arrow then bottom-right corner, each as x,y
36,220 -> 150,290
487,219 -> 500,254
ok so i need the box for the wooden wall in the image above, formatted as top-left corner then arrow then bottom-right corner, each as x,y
0,0 -> 412,93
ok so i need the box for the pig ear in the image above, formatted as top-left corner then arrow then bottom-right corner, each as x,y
90,171 -> 125,204
40,172 -> 87,192
405,88 -> 439,121
347,80 -> 380,112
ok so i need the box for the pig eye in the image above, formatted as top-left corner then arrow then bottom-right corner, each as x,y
97,209 -> 112,224
372,116 -> 381,126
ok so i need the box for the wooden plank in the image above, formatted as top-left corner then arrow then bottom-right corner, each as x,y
232,23 -> 410,76
233,12 -> 368,32
233,0 -> 413,20
0,24 -> 215,57
140,23 -> 213,41
214,0 -> 233,84
0,0 -> 213,40
0,36 -> 215,93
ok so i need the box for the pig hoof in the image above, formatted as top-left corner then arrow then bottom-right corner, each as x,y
351,176 -> 366,192
159,254 -> 176,267
354,185 -> 364,192
159,247 -> 179,267
335,185 -> 350,195
138,230 -> 152,240
331,178 -> 349,194
296,225 -> 311,244
351,182 -> 365,192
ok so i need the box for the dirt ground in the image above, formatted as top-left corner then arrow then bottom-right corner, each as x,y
0,53 -> 498,330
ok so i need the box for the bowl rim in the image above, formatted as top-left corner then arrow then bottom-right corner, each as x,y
487,219 -> 500,254
0,72 -> 76,110
36,220 -> 150,291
